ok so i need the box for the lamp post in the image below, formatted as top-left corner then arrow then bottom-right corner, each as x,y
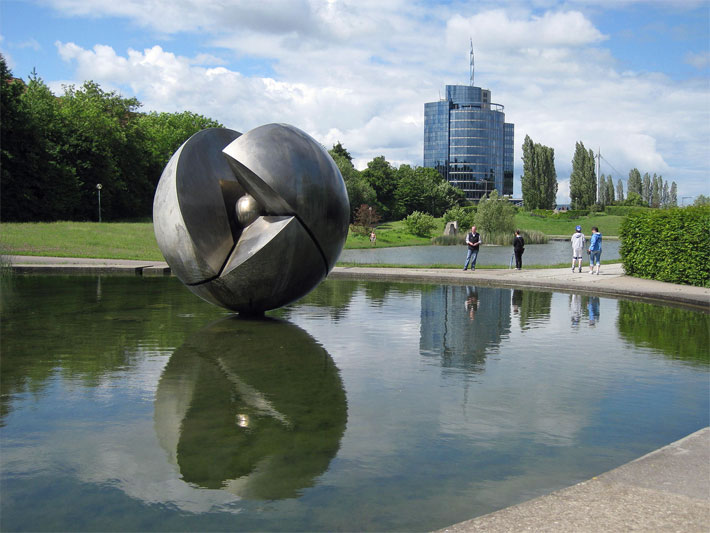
96,184 -> 102,222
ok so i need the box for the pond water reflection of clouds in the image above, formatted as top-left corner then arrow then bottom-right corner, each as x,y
1,276 -> 707,532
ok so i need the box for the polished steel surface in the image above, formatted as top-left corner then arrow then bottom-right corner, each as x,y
153,124 -> 349,314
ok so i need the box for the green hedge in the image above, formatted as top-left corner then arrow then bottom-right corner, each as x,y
605,205 -> 649,216
620,206 -> 710,287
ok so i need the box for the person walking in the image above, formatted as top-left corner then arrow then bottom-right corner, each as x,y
463,225 -> 481,271
588,226 -> 602,275
571,225 -> 586,272
512,229 -> 525,270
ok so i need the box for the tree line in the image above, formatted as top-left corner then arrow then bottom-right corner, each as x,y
327,142 -> 467,224
1,56 -> 223,222
2,56 -> 466,224
521,135 -> 678,211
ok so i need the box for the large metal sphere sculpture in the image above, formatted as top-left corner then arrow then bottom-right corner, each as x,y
153,124 -> 349,314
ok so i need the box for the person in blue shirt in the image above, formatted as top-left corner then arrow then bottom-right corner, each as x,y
588,226 -> 602,275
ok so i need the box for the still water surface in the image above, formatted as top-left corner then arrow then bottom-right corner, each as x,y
1,275 -> 708,532
338,239 -> 620,266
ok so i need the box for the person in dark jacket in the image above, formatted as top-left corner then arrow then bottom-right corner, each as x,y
513,229 -> 525,270
463,225 -> 481,271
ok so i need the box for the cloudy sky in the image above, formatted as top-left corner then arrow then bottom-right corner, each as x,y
2,0 -> 709,203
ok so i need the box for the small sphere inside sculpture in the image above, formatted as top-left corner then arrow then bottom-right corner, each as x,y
236,194 -> 261,226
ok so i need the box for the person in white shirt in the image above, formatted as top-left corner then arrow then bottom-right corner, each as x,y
571,225 -> 585,273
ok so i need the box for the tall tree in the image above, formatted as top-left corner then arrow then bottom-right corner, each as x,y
537,143 -> 558,209
361,155 -> 398,219
570,141 -> 596,209
330,141 -> 352,163
520,135 -> 557,209
661,180 -> 670,208
520,135 -> 539,208
606,175 -> 615,205
328,143 -> 375,220
616,179 -> 625,202
670,181 -> 678,207
642,172 -> 651,206
598,173 -> 607,206
651,174 -> 661,208
627,168 -> 642,196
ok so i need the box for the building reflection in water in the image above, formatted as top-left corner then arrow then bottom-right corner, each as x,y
420,285 -> 511,371
153,316 -> 347,500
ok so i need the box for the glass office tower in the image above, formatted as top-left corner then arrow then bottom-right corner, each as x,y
424,84 -> 514,201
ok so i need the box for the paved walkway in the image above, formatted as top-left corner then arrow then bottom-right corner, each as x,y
4,255 -> 710,531
437,428 -> 710,533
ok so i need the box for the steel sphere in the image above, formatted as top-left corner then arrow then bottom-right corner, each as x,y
236,194 -> 261,227
153,124 -> 349,314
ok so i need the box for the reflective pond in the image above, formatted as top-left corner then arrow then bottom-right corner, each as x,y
1,275 -> 708,532
338,239 -> 621,266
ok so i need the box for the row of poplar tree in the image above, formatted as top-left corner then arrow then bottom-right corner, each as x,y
520,134 -> 677,210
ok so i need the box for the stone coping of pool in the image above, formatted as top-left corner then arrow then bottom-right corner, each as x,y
4,255 -> 709,309
436,427 -> 710,533
4,255 -> 710,531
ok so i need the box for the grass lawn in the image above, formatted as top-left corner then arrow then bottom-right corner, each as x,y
1,221 -> 164,260
514,212 -> 622,237
345,219 -> 444,248
1,213 -> 621,261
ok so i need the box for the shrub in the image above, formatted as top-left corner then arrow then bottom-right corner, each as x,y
404,211 -> 437,237
443,206 -> 476,232
620,206 -> 710,287
605,205 -> 649,216
475,190 -> 515,235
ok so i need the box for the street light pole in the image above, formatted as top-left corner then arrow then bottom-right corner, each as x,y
96,184 -> 102,222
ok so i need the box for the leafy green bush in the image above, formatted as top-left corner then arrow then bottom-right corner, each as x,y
404,211 -> 437,237
620,206 -> 710,287
443,206 -> 476,232
605,205 -> 649,216
475,190 -> 515,235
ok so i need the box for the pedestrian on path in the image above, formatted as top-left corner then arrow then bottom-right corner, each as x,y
513,229 -> 525,270
571,225 -> 585,273
588,226 -> 602,275
463,225 -> 481,271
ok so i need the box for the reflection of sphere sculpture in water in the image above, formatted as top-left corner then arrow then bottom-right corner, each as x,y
153,317 -> 347,500
153,124 -> 350,314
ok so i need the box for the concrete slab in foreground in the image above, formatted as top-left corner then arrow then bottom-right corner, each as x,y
437,427 -> 710,533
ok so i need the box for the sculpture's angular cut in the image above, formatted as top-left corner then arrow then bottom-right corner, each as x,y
153,124 -> 349,314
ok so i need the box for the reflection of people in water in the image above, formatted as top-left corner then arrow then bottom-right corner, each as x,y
588,296 -> 600,325
570,293 -> 582,327
465,286 -> 479,320
511,289 -> 523,315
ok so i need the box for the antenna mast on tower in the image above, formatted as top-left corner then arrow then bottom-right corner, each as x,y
469,38 -> 475,86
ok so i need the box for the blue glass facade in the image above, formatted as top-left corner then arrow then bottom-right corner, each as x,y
424,84 -> 514,201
